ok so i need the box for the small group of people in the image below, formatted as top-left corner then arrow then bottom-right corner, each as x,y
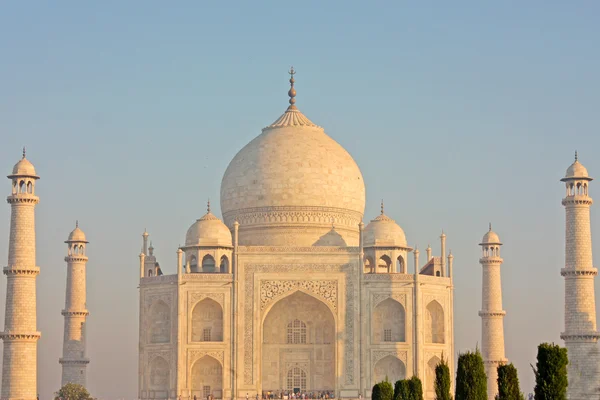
260,391 -> 335,400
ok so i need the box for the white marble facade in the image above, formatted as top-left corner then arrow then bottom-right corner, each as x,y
138,73 -> 454,400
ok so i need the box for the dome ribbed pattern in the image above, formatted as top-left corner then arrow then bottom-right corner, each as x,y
264,106 -> 320,129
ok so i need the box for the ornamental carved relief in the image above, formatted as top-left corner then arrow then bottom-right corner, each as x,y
260,280 -> 337,312
372,350 -> 408,366
190,292 -> 225,308
147,350 -> 172,366
189,350 -> 224,366
363,274 -> 414,281
244,264 -> 355,386
372,293 -> 407,309
423,294 -> 445,308
144,292 -> 172,309
223,206 -> 363,229
239,246 -> 359,253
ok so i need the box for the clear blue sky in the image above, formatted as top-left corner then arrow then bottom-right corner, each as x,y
1,1 -> 599,398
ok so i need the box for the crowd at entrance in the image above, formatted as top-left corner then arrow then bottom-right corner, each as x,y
261,390 -> 336,400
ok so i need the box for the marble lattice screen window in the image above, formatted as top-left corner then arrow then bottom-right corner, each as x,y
203,386 -> 211,398
203,328 -> 212,342
383,329 -> 392,342
287,320 -> 307,344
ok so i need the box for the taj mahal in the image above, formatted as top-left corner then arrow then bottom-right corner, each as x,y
0,70 -> 599,400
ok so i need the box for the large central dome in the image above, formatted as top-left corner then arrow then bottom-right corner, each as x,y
220,72 -> 365,246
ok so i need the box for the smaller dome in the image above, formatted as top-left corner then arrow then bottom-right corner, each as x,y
564,161 -> 589,179
364,212 -> 407,248
66,222 -> 88,243
480,225 -> 502,245
185,211 -> 232,247
9,157 -> 38,178
562,152 -> 593,181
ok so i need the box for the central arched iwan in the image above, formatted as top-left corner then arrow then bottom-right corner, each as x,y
262,291 -> 335,392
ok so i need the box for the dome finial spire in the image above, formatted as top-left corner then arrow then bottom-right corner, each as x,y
22,147 -> 26,159
575,150 -> 578,162
288,66 -> 297,108
489,222 -> 492,232
381,199 -> 384,215
76,220 -> 79,228
207,199 -> 211,214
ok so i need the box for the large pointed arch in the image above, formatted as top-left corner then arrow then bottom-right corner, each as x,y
191,355 -> 223,399
425,300 -> 445,344
373,355 -> 405,386
192,298 -> 223,342
148,300 -> 170,343
373,298 -> 406,343
148,356 -> 169,398
262,291 -> 336,391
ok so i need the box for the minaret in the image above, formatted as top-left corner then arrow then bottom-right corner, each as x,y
1,149 -> 41,400
60,221 -> 90,386
560,153 -> 600,399
479,224 -> 507,400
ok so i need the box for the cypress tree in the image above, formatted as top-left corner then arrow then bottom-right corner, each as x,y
532,343 -> 568,400
379,378 -> 394,400
497,363 -> 524,400
408,376 -> 424,400
455,349 -> 487,400
373,383 -> 383,400
394,379 -> 410,400
435,355 -> 452,400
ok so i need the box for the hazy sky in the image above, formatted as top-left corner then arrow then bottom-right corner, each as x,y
0,1 -> 599,399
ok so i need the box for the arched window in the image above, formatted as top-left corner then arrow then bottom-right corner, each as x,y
19,180 -> 25,193
364,257 -> 373,273
378,255 -> 392,273
191,356 -> 223,400
373,298 -> 406,343
426,356 -> 441,394
26,181 -> 32,194
287,367 -> 307,391
192,298 -> 223,342
286,319 -> 307,344
435,271 -> 441,277
425,300 -> 445,344
148,269 -> 153,277
202,255 -> 216,273
148,300 -> 170,343
219,256 -> 229,273
149,356 -> 170,393
373,355 -> 406,387
396,256 -> 405,273
189,255 -> 198,273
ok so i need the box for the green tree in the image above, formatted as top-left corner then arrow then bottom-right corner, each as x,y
435,355 -> 452,400
532,343 -> 568,400
394,379 -> 410,400
380,378 -> 395,400
497,363 -> 524,400
373,383 -> 383,400
408,376 -> 424,400
455,349 -> 487,400
55,383 -> 91,400
373,378 -> 394,400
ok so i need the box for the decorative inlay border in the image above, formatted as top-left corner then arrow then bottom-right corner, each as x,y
244,264 -> 355,386
182,273 -> 233,281
189,350 -> 224,365
239,246 -> 359,253
147,350 -> 171,366
363,273 -> 414,281
144,292 -> 172,309
190,292 -> 225,307
372,350 -> 408,366
260,280 -> 337,312
223,206 -> 363,229
372,293 -> 407,309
